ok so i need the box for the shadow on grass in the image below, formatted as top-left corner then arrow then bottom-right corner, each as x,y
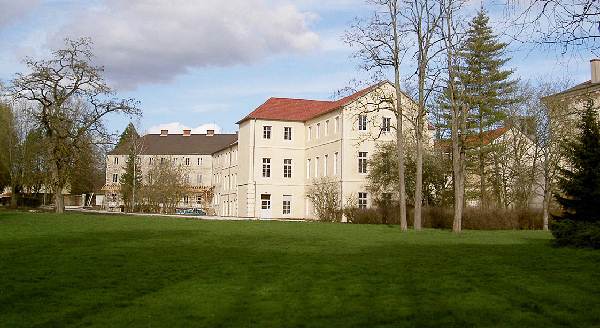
0,226 -> 598,327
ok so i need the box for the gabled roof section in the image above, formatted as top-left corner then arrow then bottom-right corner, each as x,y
544,80 -> 600,100
236,81 -> 392,124
435,126 -> 510,151
109,133 -> 238,156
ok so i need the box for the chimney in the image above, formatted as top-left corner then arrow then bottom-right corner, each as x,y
183,129 -> 191,136
160,129 -> 168,137
592,59 -> 600,84
206,129 -> 214,136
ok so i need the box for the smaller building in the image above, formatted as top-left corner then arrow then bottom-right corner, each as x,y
103,129 -> 237,213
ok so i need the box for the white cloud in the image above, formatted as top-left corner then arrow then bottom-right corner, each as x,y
0,0 -> 40,29
147,122 -> 222,134
51,0 -> 320,89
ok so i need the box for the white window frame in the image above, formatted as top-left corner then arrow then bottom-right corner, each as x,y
112,173 -> 118,183
325,120 -> 329,136
334,152 -> 338,176
324,154 -> 328,176
315,157 -> 319,177
114,157 -> 118,165
358,192 -> 368,209
283,195 -> 291,215
358,115 -> 367,131
263,126 -> 272,139
262,158 -> 271,178
306,159 -> 311,178
382,117 -> 391,133
359,151 -> 368,174
335,116 -> 340,133
316,123 -> 321,139
284,159 -> 292,178
284,127 -> 292,140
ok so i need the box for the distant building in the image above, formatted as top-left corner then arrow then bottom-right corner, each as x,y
104,81 -> 433,218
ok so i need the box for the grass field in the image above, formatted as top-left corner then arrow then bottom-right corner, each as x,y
0,211 -> 599,327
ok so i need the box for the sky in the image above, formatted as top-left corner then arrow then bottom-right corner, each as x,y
0,0 -> 595,136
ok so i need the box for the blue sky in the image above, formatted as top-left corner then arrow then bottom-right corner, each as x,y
0,0 -> 594,136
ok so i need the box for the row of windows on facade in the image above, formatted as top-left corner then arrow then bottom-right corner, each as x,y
261,116 -> 391,142
258,192 -> 369,216
214,173 -> 237,191
259,151 -> 368,179
112,156 -> 207,166
111,173 -> 207,186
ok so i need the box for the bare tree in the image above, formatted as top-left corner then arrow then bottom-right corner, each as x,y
9,38 -> 140,213
507,0 -> 600,54
440,0 -> 468,232
400,0 -> 444,230
142,157 -> 186,214
306,177 -> 342,222
345,0 -> 409,231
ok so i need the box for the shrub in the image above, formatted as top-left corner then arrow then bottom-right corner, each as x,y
344,207 -> 385,224
550,220 -> 600,249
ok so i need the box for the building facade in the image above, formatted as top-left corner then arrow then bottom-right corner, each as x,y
104,81 -> 433,218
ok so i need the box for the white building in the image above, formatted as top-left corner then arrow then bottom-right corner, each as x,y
105,81 -> 432,218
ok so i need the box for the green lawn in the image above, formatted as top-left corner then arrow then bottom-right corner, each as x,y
0,211 -> 598,327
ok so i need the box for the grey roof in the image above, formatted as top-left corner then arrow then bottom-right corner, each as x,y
548,80 -> 600,99
109,133 -> 238,155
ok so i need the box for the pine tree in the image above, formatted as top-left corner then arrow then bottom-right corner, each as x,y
457,9 -> 517,207
554,100 -> 600,223
119,151 -> 143,212
117,123 -> 140,147
117,123 -> 143,212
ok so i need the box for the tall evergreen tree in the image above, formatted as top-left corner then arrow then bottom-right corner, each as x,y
554,100 -> 600,223
116,123 -> 143,211
457,9 -> 517,207
117,123 -> 140,147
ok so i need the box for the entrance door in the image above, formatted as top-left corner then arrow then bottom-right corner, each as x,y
260,194 -> 271,219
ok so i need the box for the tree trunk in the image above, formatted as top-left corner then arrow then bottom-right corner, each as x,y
395,80 -> 408,231
55,191 -> 65,214
542,167 -> 552,231
10,185 -> 18,208
452,110 -> 463,233
414,135 -> 423,230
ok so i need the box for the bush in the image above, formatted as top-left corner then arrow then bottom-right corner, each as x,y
345,204 -> 544,230
550,220 -> 600,249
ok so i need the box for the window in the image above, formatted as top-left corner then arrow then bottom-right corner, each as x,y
284,127 -> 292,140
114,157 -> 118,165
358,192 -> 368,209
315,157 -> 319,177
325,120 -> 329,136
307,159 -> 311,178
185,157 -> 190,166
334,152 -> 338,175
112,173 -> 118,183
261,194 -> 271,209
198,157 -> 201,165
263,126 -> 271,139
324,155 -> 328,176
184,173 -> 190,185
197,174 -> 202,186
149,157 -> 153,165
196,195 -> 202,204
283,195 -> 291,215
262,158 -> 271,177
161,157 -> 165,164
335,116 -> 340,133
359,151 -> 368,174
284,159 -> 292,178
308,126 -> 312,140
183,195 -> 189,204
382,117 -> 391,132
316,123 -> 321,139
358,115 -> 367,131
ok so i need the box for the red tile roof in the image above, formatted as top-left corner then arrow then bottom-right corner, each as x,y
435,126 -> 510,151
237,81 -> 390,124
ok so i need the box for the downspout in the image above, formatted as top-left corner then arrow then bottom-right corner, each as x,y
340,109 -> 345,222
252,118 -> 257,219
